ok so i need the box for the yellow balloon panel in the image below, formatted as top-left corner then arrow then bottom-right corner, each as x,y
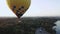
6,0 -> 31,18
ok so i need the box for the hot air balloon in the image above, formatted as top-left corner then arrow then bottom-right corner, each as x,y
6,0 -> 31,18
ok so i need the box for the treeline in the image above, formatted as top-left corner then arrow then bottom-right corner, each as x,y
0,18 -> 57,34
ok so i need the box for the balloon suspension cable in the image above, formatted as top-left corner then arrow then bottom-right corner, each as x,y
18,18 -> 21,23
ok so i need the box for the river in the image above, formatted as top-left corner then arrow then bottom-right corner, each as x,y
55,21 -> 60,34
35,20 -> 60,34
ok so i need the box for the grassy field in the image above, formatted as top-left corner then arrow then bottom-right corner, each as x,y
0,17 -> 57,34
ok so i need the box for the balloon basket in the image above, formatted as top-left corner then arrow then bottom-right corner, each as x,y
18,20 -> 21,23
18,18 -> 22,23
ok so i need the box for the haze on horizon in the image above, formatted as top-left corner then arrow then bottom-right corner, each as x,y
0,0 -> 60,17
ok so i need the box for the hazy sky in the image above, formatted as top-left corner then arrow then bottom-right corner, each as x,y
0,0 -> 60,17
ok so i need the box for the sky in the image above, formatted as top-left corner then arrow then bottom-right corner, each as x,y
0,0 -> 60,17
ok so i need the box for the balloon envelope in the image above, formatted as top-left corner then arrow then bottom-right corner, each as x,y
6,0 -> 31,18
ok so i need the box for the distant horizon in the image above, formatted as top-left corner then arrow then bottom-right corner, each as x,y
0,16 -> 60,18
